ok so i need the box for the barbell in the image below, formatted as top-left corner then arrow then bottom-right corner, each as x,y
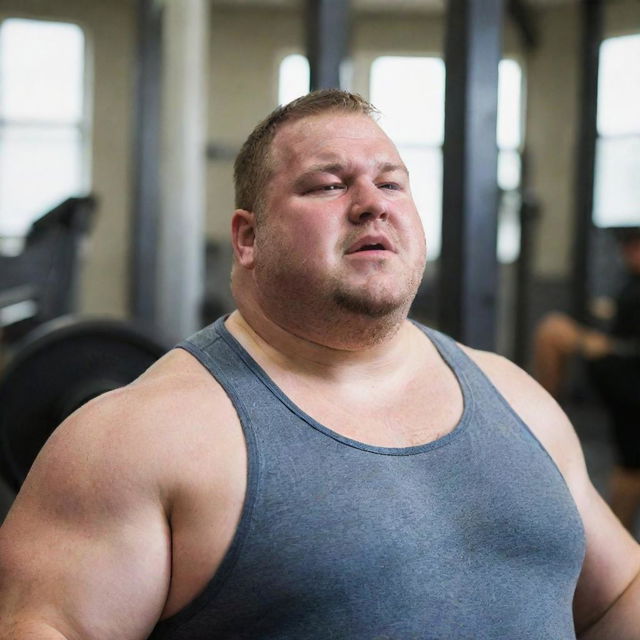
0,316 -> 167,492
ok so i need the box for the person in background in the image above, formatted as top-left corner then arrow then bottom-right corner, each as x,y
534,228 -> 640,531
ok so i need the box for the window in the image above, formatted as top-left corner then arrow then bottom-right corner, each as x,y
278,54 -> 310,106
278,54 -> 351,106
370,55 -> 524,263
0,18 -> 89,243
593,33 -> 640,228
496,59 -> 524,263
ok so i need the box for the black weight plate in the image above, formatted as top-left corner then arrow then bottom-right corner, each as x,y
0,316 -> 167,491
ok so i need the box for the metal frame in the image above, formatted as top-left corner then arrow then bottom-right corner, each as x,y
571,0 -> 603,323
439,0 -> 504,350
130,0 -> 163,327
305,0 -> 350,90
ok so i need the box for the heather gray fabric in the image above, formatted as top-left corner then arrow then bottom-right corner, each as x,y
148,317 -> 585,640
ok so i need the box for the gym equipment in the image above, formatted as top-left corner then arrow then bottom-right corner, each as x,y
0,196 -> 96,341
0,316 -> 167,492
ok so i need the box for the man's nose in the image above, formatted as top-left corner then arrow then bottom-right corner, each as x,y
347,183 -> 388,224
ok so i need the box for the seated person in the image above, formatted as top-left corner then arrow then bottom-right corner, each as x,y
534,228 -> 640,530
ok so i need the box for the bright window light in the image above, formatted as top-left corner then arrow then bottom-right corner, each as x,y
278,54 -> 310,106
0,18 -> 88,238
497,59 -> 524,263
594,33 -> 640,228
497,59 -> 522,150
597,34 -> 640,137
371,56 -> 445,146
0,19 -> 84,123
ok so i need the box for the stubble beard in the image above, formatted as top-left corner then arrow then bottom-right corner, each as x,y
251,215 -> 426,346
331,267 -> 418,319
255,249 -> 424,348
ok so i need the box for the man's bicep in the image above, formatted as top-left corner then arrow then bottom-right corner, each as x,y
0,404 -> 172,640
572,477 -> 640,634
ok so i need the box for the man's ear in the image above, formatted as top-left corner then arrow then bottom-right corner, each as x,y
231,209 -> 257,269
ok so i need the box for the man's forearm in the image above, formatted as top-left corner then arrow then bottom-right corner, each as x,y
578,570 -> 640,640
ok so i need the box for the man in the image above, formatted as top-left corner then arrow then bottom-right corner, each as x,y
534,228 -> 640,530
0,90 -> 639,639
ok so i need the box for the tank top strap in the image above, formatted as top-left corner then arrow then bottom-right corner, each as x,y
413,321 -> 512,415
415,323 -> 470,369
176,316 -> 256,389
174,316 -> 265,453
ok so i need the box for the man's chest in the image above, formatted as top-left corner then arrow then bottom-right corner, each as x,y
154,398 -> 584,640
279,365 -> 465,448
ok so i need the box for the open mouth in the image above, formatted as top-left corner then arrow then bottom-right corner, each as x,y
354,243 -> 386,252
346,236 -> 393,254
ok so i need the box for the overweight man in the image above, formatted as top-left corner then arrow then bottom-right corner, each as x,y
1,90 -> 639,639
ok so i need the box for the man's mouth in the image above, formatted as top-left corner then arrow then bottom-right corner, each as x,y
346,236 -> 393,254
354,243 -> 386,252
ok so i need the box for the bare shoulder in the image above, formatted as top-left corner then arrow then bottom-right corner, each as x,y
21,346 -> 239,503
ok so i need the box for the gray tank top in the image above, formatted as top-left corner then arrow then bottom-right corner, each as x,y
148,317 -> 585,640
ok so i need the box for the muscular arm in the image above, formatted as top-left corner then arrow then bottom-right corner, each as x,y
578,568 -> 640,639
572,481 -> 640,639
468,348 -> 640,639
0,389 -> 173,640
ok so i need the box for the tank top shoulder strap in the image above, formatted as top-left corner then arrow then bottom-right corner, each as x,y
174,316 -> 270,428
414,322 -> 471,369
412,321 -> 520,420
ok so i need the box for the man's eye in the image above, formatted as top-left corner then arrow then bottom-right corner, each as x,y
306,184 -> 344,193
379,182 -> 401,190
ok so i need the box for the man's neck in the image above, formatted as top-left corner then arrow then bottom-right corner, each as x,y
225,306 -> 416,382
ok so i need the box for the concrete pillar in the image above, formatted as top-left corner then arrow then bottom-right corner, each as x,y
157,0 -> 208,342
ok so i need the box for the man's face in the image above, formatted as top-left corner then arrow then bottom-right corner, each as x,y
250,112 -> 427,322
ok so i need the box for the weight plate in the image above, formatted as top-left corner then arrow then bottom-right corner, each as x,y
0,316 -> 167,491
